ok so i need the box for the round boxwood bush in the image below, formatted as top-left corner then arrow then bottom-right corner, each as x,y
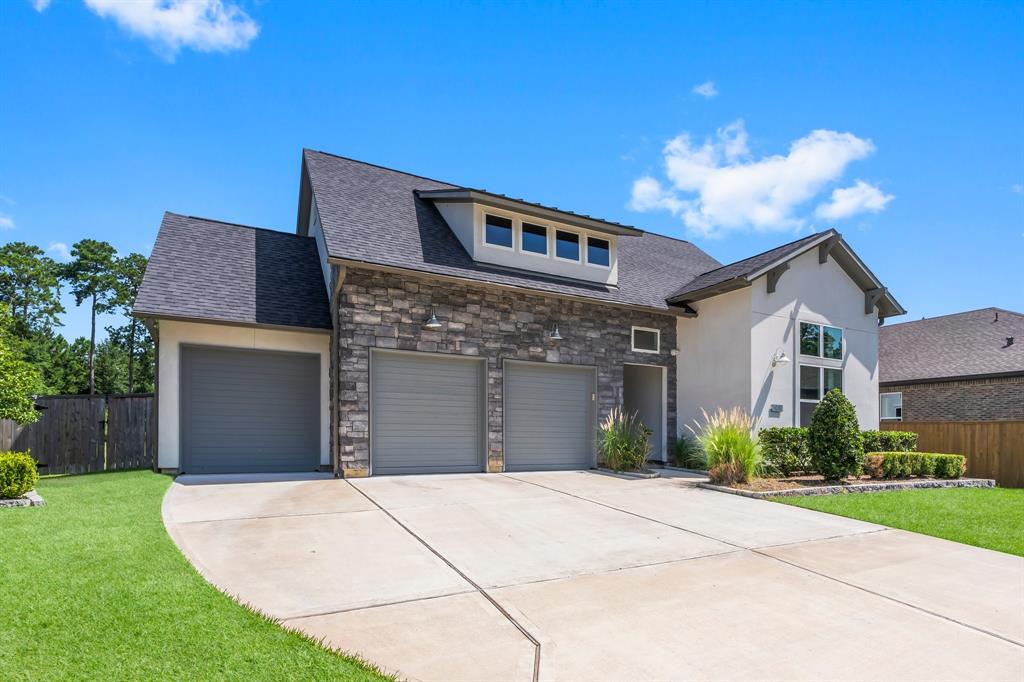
807,389 -> 863,481
0,450 -> 39,499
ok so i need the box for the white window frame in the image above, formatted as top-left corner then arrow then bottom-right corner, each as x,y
584,235 -> 612,269
518,220 -> 550,259
631,326 -> 660,354
799,320 -> 845,360
798,364 -> 843,426
880,392 -> 903,421
482,212 -> 516,252
553,228 -> 582,264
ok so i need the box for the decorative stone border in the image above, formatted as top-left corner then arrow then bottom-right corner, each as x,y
0,490 -> 46,508
698,478 -> 995,499
593,467 -> 661,479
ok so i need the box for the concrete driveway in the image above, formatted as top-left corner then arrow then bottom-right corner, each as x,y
163,471 -> 1024,681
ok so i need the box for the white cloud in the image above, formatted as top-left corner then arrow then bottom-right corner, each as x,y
83,0 -> 259,59
47,242 -> 71,262
815,180 -> 894,221
628,120 -> 887,237
31,0 -> 52,11
692,81 -> 718,99
0,214 -> 14,230
1013,183 -> 1023,194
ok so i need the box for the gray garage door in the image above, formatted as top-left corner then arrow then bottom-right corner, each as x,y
505,361 -> 596,471
371,351 -> 485,475
181,347 -> 320,474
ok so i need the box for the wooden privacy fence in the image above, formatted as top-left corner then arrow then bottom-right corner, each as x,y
881,420 -> 1024,488
0,394 -> 155,475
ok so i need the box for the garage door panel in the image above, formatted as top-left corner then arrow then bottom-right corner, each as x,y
371,351 -> 484,475
505,362 -> 595,471
182,347 -> 320,474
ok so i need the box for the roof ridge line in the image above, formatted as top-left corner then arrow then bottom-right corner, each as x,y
304,148 -> 461,189
171,212 -> 300,237
882,306 -> 1022,327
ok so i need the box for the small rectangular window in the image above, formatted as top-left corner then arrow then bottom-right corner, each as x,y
484,214 -> 513,248
880,393 -> 903,420
555,230 -> 580,261
823,326 -> 843,359
586,237 -> 610,267
824,367 -> 843,393
631,327 -> 660,353
520,222 -> 548,255
800,365 -> 844,426
800,322 -> 820,357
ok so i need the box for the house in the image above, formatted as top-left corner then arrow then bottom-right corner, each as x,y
879,308 -> 1024,422
133,150 -> 904,476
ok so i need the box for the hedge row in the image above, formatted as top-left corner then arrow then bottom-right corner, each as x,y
0,450 -> 39,499
759,427 -> 919,477
863,452 -> 966,480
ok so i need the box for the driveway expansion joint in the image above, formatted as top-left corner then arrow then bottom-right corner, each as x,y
346,480 -> 543,682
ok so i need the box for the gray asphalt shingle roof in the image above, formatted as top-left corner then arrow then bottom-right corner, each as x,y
303,149 -> 721,310
879,307 -> 1024,383
134,212 -> 331,330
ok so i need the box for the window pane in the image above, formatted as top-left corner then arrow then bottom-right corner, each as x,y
800,322 -> 820,356
632,328 -> 659,352
587,237 -> 610,266
484,215 -> 513,248
824,368 -> 843,394
521,223 -> 548,255
880,393 -> 902,419
555,230 -> 580,260
800,365 -> 820,400
800,402 -> 817,427
823,326 -> 843,359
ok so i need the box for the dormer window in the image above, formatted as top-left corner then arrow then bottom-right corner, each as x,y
484,214 -> 514,249
555,230 -> 580,262
586,237 -> 611,267
521,222 -> 548,256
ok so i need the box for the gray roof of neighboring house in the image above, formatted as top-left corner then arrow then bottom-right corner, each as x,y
300,149 -> 721,311
134,212 -> 331,330
879,307 -> 1024,384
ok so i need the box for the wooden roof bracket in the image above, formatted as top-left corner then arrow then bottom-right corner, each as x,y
865,287 -> 886,315
765,262 -> 790,294
819,234 -> 841,264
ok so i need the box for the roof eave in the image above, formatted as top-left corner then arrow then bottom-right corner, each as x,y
417,189 -> 643,237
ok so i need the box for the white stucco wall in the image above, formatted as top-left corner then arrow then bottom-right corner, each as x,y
676,287 -> 753,434
750,246 -> 880,429
156,320 -> 331,470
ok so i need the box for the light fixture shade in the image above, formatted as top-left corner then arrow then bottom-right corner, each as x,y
772,349 -> 791,367
423,309 -> 443,330
549,324 -> 562,341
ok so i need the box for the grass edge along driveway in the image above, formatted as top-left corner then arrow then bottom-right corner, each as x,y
0,470 -> 390,681
777,487 -> 1024,557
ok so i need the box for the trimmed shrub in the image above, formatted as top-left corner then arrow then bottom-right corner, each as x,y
598,407 -> 652,472
0,450 -> 39,499
865,452 -> 966,480
689,407 -> 761,484
759,427 -> 810,477
862,430 -> 917,453
671,433 -> 707,469
807,389 -> 863,481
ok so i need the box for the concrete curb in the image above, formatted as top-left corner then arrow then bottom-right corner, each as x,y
652,465 -> 710,475
593,468 -> 661,479
0,489 -> 46,508
698,478 -> 996,499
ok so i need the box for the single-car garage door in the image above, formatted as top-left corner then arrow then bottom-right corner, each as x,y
505,361 -> 596,471
181,346 -> 320,474
371,350 -> 485,475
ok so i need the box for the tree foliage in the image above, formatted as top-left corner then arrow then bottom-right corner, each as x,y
0,242 -> 64,335
0,304 -> 44,424
64,239 -> 119,394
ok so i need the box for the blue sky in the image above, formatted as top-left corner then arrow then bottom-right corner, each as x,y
2,0 -> 1022,341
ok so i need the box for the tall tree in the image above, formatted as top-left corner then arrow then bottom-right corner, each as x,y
111,252 -> 149,393
0,304 -> 44,424
64,240 -> 118,394
0,242 -> 64,336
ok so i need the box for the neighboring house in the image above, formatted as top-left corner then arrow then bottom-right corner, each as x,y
879,308 -> 1024,422
133,150 -> 904,476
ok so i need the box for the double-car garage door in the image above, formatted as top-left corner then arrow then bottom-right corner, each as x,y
370,351 -> 595,474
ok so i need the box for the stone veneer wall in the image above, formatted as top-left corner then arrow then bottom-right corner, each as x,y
880,374 -> 1024,422
335,266 -> 679,476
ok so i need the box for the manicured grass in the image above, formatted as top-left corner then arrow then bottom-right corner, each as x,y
0,471 -> 389,681
778,487 -> 1024,556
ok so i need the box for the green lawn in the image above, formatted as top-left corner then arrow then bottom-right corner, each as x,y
778,487 -> 1024,556
0,470 -> 389,681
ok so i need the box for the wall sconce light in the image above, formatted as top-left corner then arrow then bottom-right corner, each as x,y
669,349 -> 679,357
771,348 -> 791,368
548,324 -> 563,341
422,309 -> 443,330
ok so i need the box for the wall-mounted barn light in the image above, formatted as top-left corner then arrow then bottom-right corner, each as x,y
422,309 -> 443,330
548,324 -> 563,341
770,348 -> 791,368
